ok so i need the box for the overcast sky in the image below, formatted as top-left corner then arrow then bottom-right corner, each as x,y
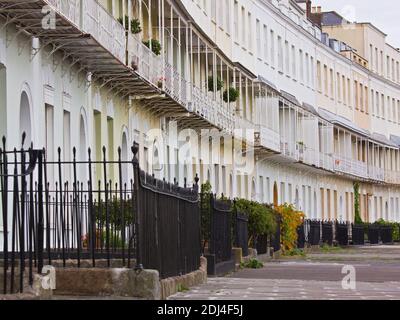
313,0 -> 400,48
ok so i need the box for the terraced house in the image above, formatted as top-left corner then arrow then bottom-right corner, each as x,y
1,0 -> 400,225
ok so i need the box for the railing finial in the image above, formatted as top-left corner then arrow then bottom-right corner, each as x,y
21,132 -> 26,148
132,141 -> 139,159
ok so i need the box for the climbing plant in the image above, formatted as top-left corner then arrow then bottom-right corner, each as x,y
200,181 -> 212,251
354,182 -> 363,224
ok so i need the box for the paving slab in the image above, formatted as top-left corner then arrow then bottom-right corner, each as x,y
169,245 -> 400,300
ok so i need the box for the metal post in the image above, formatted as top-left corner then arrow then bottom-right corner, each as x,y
37,150 -> 44,274
132,142 -> 143,271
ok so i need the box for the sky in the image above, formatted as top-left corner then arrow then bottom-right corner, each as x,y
313,0 -> 400,48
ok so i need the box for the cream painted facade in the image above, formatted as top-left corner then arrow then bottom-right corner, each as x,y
1,0 -> 400,223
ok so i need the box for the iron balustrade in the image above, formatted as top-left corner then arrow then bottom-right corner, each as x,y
0,136 -> 201,294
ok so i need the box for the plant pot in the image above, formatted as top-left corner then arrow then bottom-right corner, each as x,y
132,63 -> 138,71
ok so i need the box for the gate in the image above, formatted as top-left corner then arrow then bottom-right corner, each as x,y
322,221 -> 333,246
336,222 -> 349,246
209,196 -> 232,264
368,224 -> 380,244
308,220 -> 321,246
352,224 -> 365,245
234,210 -> 249,257
297,223 -> 306,249
380,225 -> 393,244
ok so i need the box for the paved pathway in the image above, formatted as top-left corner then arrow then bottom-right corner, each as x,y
169,246 -> 400,300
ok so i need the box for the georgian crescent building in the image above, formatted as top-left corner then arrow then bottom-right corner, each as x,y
1,0 -> 400,224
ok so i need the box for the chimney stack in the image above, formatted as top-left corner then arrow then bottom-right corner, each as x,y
306,0 -> 312,19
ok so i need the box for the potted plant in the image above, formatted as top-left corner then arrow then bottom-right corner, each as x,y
297,141 -> 305,155
223,87 -> 240,103
157,76 -> 166,89
208,76 -> 224,92
118,16 -> 142,34
143,39 -> 162,56
131,57 -> 139,71
130,18 -> 142,34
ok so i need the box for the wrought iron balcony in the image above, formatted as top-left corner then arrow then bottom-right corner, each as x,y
333,155 -> 368,179
384,170 -> 400,185
191,86 -> 234,134
319,152 -> 334,172
368,166 -> 385,182
254,126 -> 281,154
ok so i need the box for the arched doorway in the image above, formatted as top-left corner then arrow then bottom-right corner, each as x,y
313,191 -> 317,219
79,114 -> 87,182
236,174 -> 242,198
385,202 -> 389,221
339,196 -> 344,221
229,174 -> 233,199
121,131 -> 128,186
251,179 -> 256,201
295,188 -> 300,209
273,182 -> 278,207
19,91 -> 32,147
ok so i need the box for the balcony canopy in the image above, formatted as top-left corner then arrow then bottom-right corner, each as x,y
319,108 -> 399,149
256,75 -> 279,92
390,135 -> 400,148
371,133 -> 399,148
302,102 -> 319,117
318,108 -> 370,137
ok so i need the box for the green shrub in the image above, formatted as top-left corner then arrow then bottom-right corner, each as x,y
93,197 -> 134,231
200,181 -> 212,249
208,76 -> 224,92
241,258 -> 264,269
143,39 -> 162,56
117,16 -> 142,34
284,248 -> 306,257
177,284 -> 190,292
130,18 -> 142,34
223,87 -> 240,103
354,182 -> 363,224
234,199 -> 277,247
374,219 -> 400,241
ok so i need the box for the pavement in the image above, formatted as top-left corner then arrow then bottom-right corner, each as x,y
169,245 -> 400,300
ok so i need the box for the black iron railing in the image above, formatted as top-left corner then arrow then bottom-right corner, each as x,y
234,210 -> 249,257
0,136 -> 201,293
209,196 -> 232,264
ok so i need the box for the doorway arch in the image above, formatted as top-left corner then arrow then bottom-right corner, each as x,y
19,90 -> 32,147
313,191 -> 317,220
121,131 -> 128,186
79,113 -> 88,182
251,179 -> 256,201
385,202 -> 389,221
295,188 -> 300,209
229,174 -> 233,198
273,182 -> 278,207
